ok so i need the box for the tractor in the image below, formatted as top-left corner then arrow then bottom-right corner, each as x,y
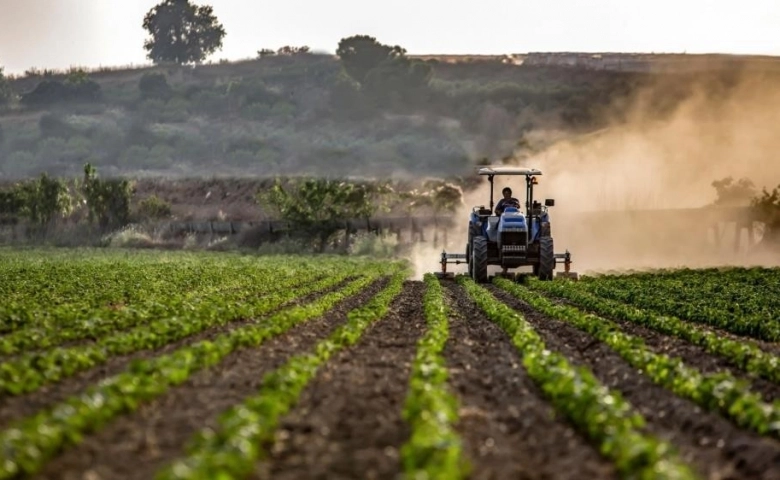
436,166 -> 578,282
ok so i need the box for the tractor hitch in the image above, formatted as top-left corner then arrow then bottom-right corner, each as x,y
435,250 -> 466,279
554,250 -> 579,280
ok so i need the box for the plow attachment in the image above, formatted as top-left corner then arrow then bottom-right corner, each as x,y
433,249 -> 579,281
553,250 -> 579,280
434,252 -> 466,279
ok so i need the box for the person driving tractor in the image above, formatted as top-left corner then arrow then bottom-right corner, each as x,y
495,187 -> 520,215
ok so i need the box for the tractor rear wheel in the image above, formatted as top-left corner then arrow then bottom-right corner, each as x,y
466,243 -> 473,277
472,236 -> 488,283
538,236 -> 554,281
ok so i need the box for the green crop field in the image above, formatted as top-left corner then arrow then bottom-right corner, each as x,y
0,247 -> 779,479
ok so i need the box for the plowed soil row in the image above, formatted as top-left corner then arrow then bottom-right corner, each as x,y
442,282 -> 617,480
487,285 -> 780,480
0,276 -> 356,430
28,275 -> 387,480
254,280 -> 427,480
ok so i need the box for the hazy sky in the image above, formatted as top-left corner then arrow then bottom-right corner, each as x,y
1,0 -> 778,74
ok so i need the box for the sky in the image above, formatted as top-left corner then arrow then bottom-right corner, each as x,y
0,0 -> 779,75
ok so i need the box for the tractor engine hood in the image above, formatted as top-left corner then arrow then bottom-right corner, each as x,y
498,207 -> 527,232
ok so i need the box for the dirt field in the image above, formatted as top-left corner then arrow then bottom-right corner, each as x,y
1,249 -> 780,480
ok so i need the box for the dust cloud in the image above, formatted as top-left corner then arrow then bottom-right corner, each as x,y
408,65 -> 780,278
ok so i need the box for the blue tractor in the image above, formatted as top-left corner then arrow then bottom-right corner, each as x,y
437,166 -> 577,282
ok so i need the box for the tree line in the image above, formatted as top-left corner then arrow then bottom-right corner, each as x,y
0,164 -> 133,235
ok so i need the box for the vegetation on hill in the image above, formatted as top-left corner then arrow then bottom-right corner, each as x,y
2,0 -> 779,251
0,0 -> 649,180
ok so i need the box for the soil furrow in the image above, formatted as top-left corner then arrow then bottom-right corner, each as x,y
253,281 -> 426,480
488,285 -> 780,480
549,294 -> 780,402
30,276 -> 388,480
442,282 -> 617,480
0,276 -> 354,431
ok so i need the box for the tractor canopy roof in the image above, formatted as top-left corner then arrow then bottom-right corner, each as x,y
477,166 -> 542,176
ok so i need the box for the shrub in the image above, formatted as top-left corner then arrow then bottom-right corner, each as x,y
39,113 -> 73,138
139,72 -> 173,100
137,194 -> 172,219
21,78 -> 102,107
4,151 -> 38,176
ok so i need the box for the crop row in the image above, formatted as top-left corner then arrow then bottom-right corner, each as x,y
154,269 -> 408,479
495,278 -> 780,440
0,270 -> 320,356
578,269 -> 780,341
399,273 -> 468,479
0,268 -> 355,396
0,252 -> 258,332
0,254 -> 339,336
526,277 -> 780,384
0,266 -> 402,479
459,276 -> 696,479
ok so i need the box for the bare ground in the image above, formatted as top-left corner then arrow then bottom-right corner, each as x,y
253,280 -> 427,480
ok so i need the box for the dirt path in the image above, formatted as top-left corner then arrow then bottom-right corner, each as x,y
0,278 -> 352,430
30,277 -> 387,480
254,281 -> 426,480
442,282 -> 617,480
488,285 -> 780,480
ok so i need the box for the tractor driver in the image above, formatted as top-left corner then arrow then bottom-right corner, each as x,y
495,187 -> 520,216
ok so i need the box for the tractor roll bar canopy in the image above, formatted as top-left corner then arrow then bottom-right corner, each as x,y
477,166 -> 542,176
478,166 -> 543,211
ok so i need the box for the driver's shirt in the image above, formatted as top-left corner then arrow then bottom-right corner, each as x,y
495,197 -> 520,215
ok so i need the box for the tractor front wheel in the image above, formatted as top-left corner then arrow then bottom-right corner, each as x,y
538,236 -> 555,281
471,236 -> 488,283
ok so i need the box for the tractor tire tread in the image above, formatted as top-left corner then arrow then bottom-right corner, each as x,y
538,236 -> 554,281
472,236 -> 488,283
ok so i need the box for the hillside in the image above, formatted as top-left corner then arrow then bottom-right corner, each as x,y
0,51 -> 658,181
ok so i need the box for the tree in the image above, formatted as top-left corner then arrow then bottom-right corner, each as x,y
16,173 -> 72,227
751,185 -> 780,246
336,35 -> 406,85
711,177 -> 757,206
82,163 -> 133,230
142,0 -> 226,65
257,177 -> 389,252
0,67 -> 11,106
335,35 -> 432,107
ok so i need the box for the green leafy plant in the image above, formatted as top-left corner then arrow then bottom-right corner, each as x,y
0,257 -> 403,479
400,273 -> 469,479
495,278 -> 780,440
526,277 -> 780,384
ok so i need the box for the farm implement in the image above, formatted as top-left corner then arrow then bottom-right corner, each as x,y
436,166 -> 578,282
